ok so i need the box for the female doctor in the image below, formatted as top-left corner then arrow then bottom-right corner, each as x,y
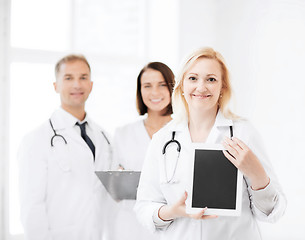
111,62 -> 175,240
135,47 -> 286,240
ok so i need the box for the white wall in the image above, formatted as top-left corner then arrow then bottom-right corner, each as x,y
146,0 -> 179,71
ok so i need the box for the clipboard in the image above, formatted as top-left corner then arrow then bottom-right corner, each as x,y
186,143 -> 243,216
95,171 -> 141,201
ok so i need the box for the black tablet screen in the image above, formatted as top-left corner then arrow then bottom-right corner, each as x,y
192,149 -> 237,209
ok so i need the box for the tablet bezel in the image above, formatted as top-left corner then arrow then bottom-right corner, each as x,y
186,143 -> 243,216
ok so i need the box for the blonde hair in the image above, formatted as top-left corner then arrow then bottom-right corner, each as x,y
172,47 -> 238,121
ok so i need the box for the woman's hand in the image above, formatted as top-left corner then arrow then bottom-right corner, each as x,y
158,191 -> 218,221
222,136 -> 270,190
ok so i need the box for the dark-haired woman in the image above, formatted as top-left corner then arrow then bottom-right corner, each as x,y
111,62 -> 175,240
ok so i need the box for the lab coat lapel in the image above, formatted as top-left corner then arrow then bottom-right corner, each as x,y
67,125 -> 87,147
90,121 -> 111,170
205,124 -> 219,143
205,111 -> 233,144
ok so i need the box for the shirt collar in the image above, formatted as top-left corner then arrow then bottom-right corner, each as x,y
77,114 -> 89,124
214,111 -> 233,127
51,107 -> 91,130
170,111 -> 233,132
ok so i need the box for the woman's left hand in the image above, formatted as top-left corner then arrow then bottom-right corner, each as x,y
222,136 -> 270,190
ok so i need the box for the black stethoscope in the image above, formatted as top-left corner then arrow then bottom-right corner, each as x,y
162,125 -> 233,183
49,119 -> 110,147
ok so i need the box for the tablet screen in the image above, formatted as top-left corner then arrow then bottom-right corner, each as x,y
192,149 -> 237,209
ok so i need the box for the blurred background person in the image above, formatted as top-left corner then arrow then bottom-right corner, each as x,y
111,62 -> 175,240
18,55 -> 112,240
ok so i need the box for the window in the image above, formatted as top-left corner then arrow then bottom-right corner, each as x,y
8,0 -> 147,238
10,0 -> 71,51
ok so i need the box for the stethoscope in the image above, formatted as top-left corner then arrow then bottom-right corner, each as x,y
162,125 -> 233,183
49,119 -> 110,147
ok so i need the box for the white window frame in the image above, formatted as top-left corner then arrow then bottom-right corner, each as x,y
1,0 -> 11,239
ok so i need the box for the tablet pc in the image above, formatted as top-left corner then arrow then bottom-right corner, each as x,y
95,171 -> 141,201
186,144 -> 243,216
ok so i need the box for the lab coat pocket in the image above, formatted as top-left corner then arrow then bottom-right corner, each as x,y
50,143 -> 71,172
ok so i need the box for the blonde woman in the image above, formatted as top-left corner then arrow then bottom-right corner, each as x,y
135,47 -> 286,240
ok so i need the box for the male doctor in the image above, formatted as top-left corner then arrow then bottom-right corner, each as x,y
18,54 -> 112,240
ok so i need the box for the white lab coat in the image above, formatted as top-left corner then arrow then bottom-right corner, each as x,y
113,119 -> 150,171
18,108 -> 113,240
110,119 -> 159,240
135,112 -> 286,240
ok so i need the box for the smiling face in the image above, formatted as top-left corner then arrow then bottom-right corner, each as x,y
140,68 -> 171,115
53,60 -> 93,112
182,57 -> 222,114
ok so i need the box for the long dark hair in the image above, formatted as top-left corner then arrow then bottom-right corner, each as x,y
136,62 -> 175,116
